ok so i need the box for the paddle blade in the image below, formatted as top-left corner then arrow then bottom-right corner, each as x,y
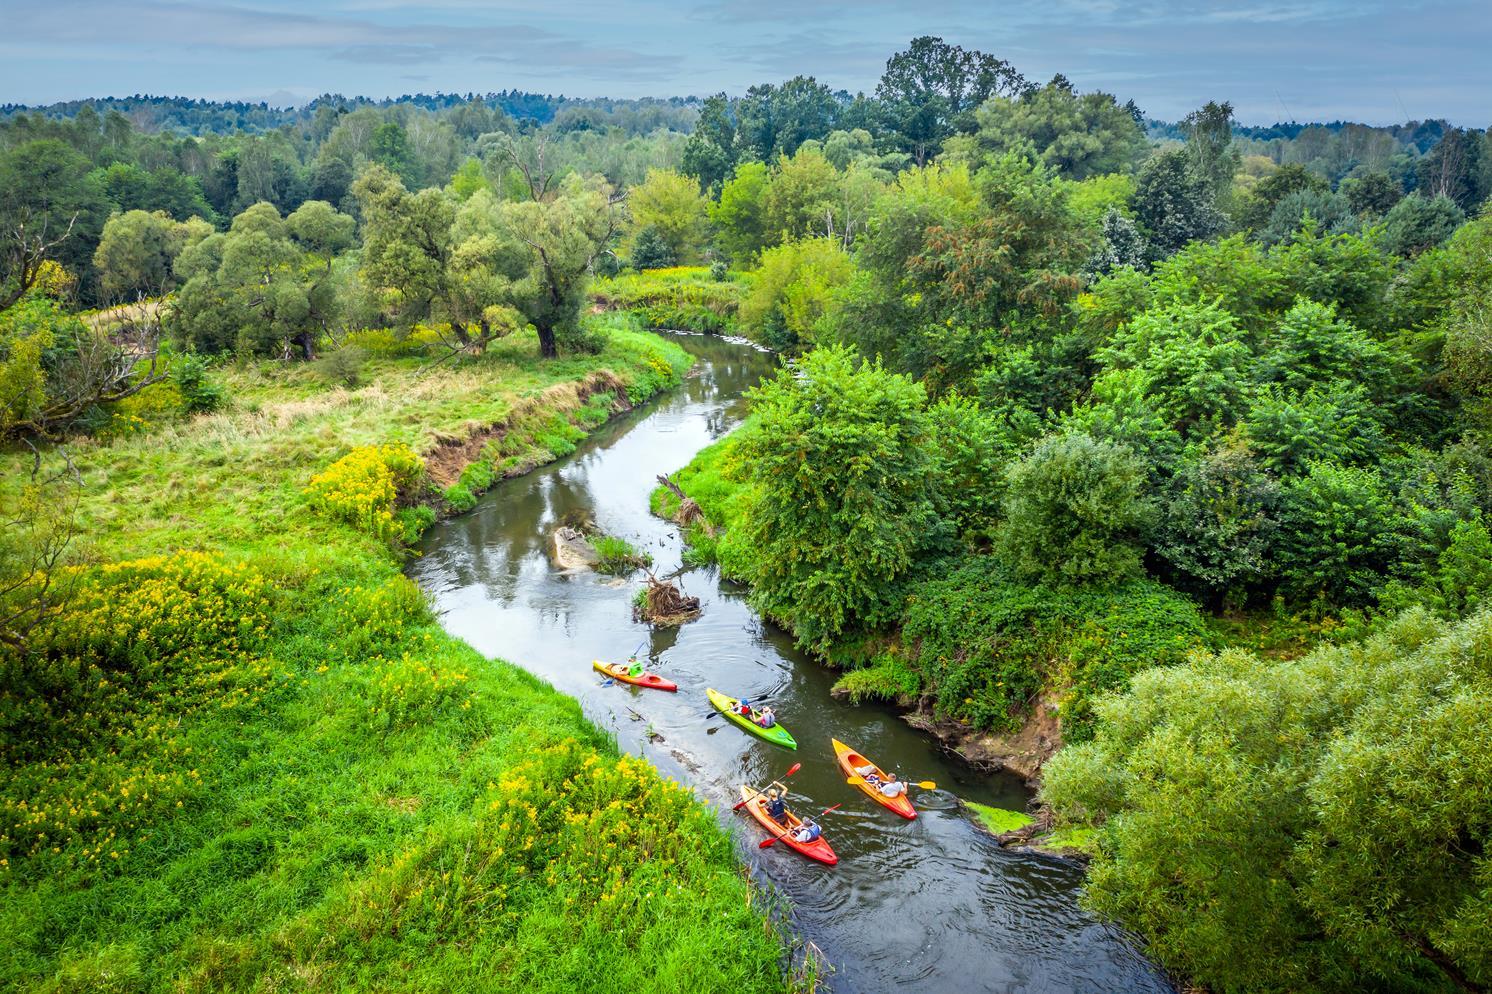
845,776 -> 863,785
784,762 -> 802,778
916,780 -> 937,790
758,836 -> 778,849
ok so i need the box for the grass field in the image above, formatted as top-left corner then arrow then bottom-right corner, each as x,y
0,328 -> 799,993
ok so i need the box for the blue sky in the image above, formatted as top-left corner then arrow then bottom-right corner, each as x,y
1,0 -> 1488,125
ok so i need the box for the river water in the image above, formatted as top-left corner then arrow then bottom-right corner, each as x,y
409,334 -> 1170,994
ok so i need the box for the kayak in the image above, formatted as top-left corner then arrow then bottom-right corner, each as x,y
833,737 -> 917,819
707,688 -> 797,749
592,659 -> 678,692
738,786 -> 838,865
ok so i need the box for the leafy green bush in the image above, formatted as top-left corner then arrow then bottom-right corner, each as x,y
997,432 -> 1153,587
1042,609 -> 1491,994
735,347 -> 947,649
885,556 -> 1209,738
171,352 -> 226,414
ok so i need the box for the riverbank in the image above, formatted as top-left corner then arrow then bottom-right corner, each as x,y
0,328 -> 799,993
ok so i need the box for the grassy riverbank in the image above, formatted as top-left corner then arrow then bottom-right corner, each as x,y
0,328 -> 798,993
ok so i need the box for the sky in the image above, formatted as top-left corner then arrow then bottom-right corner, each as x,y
1,0 -> 1489,125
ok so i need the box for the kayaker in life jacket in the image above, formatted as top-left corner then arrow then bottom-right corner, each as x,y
792,818 -> 822,843
627,656 -> 645,678
878,773 -> 906,798
738,698 -> 754,718
765,788 -> 787,823
754,706 -> 776,728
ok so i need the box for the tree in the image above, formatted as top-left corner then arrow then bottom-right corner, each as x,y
760,146 -> 840,243
1087,207 -> 1147,277
876,36 -> 1027,165
1237,163 -> 1328,233
1133,148 -> 1227,260
960,80 -> 1147,180
734,346 -> 947,650
680,93 -> 736,194
1340,169 -> 1403,217
1043,610 -> 1492,994
0,443 -> 81,653
625,168 -> 708,264
94,210 -> 210,301
174,200 -> 353,359
737,237 -> 854,351
997,432 -> 1153,586
492,176 -> 623,358
1416,127 -> 1487,211
1153,442 -> 1278,601
628,226 -> 675,270
0,139 -> 107,305
710,162 -> 771,262
1381,194 -> 1465,257
768,76 -> 840,159
1180,100 -> 1241,209
1260,189 -> 1359,246
1275,461 -> 1397,605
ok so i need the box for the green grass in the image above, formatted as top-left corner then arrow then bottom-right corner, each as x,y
593,535 -> 652,576
591,267 -> 748,335
648,426 -> 758,578
0,327 -> 797,993
966,803 -> 1037,835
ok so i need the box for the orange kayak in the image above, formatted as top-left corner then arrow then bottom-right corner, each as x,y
592,659 -> 678,692
738,786 -> 837,865
833,738 -> 916,819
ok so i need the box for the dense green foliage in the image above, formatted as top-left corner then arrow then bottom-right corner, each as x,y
1043,609 -> 1491,994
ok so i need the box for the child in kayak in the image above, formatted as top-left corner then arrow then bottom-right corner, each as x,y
792,818 -> 822,843
765,787 -> 787,824
754,706 -> 776,728
627,657 -> 645,678
737,698 -> 754,718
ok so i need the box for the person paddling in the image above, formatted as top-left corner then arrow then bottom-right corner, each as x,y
792,818 -> 822,843
877,772 -> 906,798
627,656 -> 645,678
754,705 -> 776,728
765,786 -> 787,824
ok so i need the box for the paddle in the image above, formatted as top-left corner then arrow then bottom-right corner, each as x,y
733,763 -> 801,810
847,775 -> 937,790
758,804 -> 841,849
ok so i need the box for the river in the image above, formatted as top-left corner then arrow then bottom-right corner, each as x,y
408,333 -> 1171,994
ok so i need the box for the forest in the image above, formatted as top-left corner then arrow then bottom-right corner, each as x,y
2,33 -> 1491,994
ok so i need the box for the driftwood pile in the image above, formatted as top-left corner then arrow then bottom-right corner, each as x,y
635,571 -> 701,626
656,474 -> 715,535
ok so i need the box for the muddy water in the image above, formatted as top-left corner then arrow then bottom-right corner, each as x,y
409,334 -> 1170,994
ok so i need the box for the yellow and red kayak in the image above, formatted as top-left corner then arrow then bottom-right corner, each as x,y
833,738 -> 916,819
592,659 -> 678,692
738,786 -> 838,865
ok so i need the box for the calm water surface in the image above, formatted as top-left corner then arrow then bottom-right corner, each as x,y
409,334 -> 1170,994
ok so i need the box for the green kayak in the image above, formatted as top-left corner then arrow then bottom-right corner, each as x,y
706,688 -> 797,750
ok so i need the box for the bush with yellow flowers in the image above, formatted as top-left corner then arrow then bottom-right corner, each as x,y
304,443 -> 425,541
1,553 -> 281,880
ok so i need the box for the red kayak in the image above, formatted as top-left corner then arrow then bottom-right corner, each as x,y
739,786 -> 838,865
592,659 -> 678,692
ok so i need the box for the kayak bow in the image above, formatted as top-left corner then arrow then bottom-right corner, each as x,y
738,785 -> 837,865
707,688 -> 797,749
833,737 -> 917,819
593,659 -> 678,692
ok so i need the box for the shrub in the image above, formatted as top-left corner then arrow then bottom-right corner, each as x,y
171,352 -> 225,414
315,345 -> 367,388
305,443 -> 426,541
892,557 -> 1209,738
735,347 -> 946,649
1042,610 -> 1492,994
997,432 -> 1153,587
738,238 -> 854,351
